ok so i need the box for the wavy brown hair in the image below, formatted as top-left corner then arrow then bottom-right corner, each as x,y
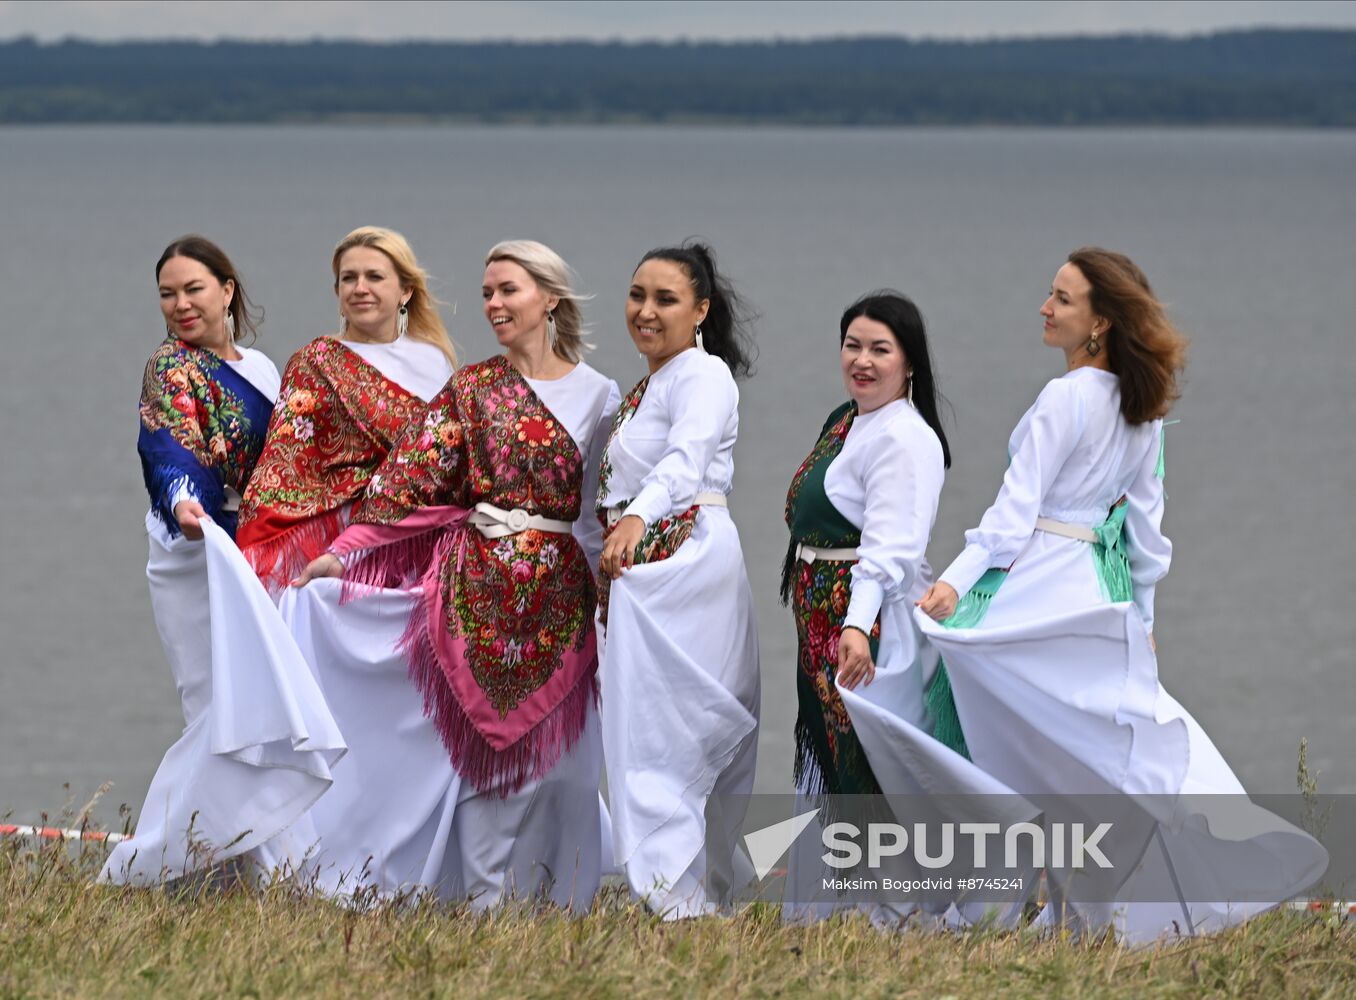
1068,247 -> 1188,425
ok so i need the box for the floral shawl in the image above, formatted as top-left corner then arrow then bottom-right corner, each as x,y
137,337 -> 272,540
237,336 -> 430,590
783,401 -> 885,797
333,355 -> 597,795
593,375 -> 700,626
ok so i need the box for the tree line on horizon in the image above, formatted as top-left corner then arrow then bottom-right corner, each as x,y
1,29 -> 1353,125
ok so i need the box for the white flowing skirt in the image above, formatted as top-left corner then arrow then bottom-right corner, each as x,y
785,587 -> 1038,929
100,516 -> 345,886
916,532 -> 1328,943
601,506 -> 761,917
281,579 -> 603,911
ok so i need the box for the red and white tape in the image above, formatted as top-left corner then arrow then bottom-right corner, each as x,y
0,823 -> 128,844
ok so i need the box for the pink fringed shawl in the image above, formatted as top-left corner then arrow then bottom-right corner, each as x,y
331,356 -> 597,795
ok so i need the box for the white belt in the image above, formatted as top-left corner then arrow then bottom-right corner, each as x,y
796,542 -> 859,563
221,486 -> 242,513
1034,516 -> 1098,544
603,491 -> 727,528
468,502 -> 574,539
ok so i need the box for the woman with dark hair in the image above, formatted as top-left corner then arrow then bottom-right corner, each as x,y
783,292 -> 949,795
596,241 -> 760,918
103,236 -> 343,886
916,248 -> 1325,941
779,292 -> 1031,927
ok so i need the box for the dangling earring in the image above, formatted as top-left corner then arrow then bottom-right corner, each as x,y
905,371 -> 913,401
339,308 -> 348,334
224,311 -> 236,341
547,311 -> 558,348
396,303 -> 409,340
694,325 -> 706,352
1087,330 -> 1102,356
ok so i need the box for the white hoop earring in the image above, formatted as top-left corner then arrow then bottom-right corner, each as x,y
694,325 -> 706,352
397,303 -> 409,339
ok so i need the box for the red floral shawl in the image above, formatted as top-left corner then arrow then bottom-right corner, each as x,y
333,355 -> 598,795
237,337 -> 430,590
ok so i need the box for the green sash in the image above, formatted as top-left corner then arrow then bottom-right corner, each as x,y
927,492 -> 1142,759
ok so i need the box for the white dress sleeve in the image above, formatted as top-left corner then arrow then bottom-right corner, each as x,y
940,378 -> 1087,599
623,364 -> 737,527
844,420 -> 944,633
575,380 -> 622,570
1122,422 -> 1172,633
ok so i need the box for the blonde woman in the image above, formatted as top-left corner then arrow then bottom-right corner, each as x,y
293,240 -> 619,909
238,226 -> 456,590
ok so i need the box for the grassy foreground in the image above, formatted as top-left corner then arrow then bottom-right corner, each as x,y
3,835 -> 1353,1000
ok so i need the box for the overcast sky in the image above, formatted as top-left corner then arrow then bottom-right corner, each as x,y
3,0 -> 1355,43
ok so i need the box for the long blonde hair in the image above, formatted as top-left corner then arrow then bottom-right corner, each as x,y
485,240 -> 590,363
332,226 -> 457,368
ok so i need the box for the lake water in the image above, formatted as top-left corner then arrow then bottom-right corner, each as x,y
2,125 -> 1353,827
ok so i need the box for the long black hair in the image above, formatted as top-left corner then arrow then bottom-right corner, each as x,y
635,240 -> 756,379
840,291 -> 951,468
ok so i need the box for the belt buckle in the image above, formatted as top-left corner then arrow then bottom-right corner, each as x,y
606,507 -> 622,528
506,508 -> 531,533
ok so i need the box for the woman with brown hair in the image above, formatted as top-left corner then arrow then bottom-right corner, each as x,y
103,236 -> 343,886
916,248 -> 1324,942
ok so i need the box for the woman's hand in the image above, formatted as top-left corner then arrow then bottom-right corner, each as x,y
599,515 -> 646,581
174,499 -> 209,540
916,581 -> 959,621
292,553 -> 343,588
836,627 -> 875,691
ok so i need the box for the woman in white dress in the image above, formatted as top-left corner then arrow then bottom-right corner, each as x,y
780,292 -> 1032,927
180,226 -> 453,897
295,241 -> 619,910
103,236 -> 343,886
916,248 -> 1326,941
597,241 -> 760,918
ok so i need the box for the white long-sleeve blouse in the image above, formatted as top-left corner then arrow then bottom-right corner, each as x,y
526,362 -> 621,571
938,366 -> 1172,631
823,399 -> 945,634
599,347 -> 739,525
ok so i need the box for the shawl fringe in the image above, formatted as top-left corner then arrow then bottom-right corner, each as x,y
792,715 -> 831,797
143,461 -> 224,539
399,555 -> 597,796
243,509 -> 347,592
928,567 -> 1009,761
924,661 -> 971,760
339,527 -> 448,603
